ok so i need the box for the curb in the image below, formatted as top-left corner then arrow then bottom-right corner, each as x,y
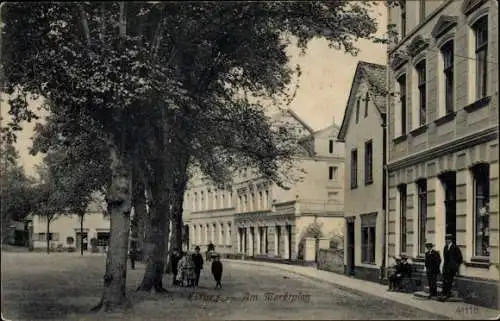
225,259 -> 457,320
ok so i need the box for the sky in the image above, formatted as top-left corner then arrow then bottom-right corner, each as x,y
0,5 -> 387,177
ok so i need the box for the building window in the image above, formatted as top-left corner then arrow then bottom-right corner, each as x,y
472,164 -> 490,257
329,166 -> 333,180
416,60 -> 427,126
364,92 -> 369,117
364,140 -> 373,184
397,74 -> 407,135
441,41 -> 454,114
329,139 -> 333,153
419,0 -> 425,23
417,179 -> 427,254
355,98 -> 360,124
361,215 -> 376,264
473,16 -> 488,99
400,0 -> 407,38
350,149 -> 358,189
399,184 -> 407,253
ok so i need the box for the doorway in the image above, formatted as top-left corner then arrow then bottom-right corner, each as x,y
440,171 -> 457,239
75,232 -> 88,251
346,221 -> 355,275
287,225 -> 292,260
276,226 -> 281,257
250,227 -> 255,256
184,225 -> 189,251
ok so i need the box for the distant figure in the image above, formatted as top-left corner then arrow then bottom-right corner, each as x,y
177,252 -> 196,287
170,248 -> 181,286
424,242 -> 441,299
441,234 -> 463,301
400,255 -> 412,278
129,246 -> 138,270
211,254 -> 223,288
192,246 -> 204,287
206,242 -> 215,262
387,257 -> 402,291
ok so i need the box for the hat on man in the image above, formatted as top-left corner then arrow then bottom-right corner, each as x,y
445,234 -> 454,240
425,242 -> 433,248
401,254 -> 408,260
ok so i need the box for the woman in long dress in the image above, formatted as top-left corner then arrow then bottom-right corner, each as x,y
177,252 -> 196,287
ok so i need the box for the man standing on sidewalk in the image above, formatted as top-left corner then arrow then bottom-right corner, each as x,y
440,234 -> 463,301
192,246 -> 204,287
424,242 -> 441,299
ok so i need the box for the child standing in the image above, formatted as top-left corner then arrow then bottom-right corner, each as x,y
211,254 -> 223,289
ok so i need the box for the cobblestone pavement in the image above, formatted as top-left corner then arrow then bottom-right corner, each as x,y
1,253 -> 448,320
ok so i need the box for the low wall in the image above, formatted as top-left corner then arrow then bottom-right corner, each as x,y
317,248 -> 344,274
222,253 -> 317,267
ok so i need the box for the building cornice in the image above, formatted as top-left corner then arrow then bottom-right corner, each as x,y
387,126 -> 498,171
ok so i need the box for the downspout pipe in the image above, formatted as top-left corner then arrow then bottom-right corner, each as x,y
380,115 -> 388,281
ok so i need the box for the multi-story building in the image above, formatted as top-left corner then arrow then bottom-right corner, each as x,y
387,0 -> 498,308
337,61 -> 388,282
183,109 -> 345,260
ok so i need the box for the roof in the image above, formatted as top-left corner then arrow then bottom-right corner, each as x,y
269,108 -> 315,135
337,61 -> 387,142
299,123 -> 340,142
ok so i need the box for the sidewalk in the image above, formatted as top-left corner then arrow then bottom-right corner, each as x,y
226,259 -> 500,320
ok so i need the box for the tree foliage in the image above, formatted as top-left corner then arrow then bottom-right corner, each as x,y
0,134 -> 33,243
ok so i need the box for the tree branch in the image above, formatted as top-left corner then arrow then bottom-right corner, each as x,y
78,4 -> 91,46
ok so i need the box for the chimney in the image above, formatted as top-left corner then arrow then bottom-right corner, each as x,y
332,115 -> 336,126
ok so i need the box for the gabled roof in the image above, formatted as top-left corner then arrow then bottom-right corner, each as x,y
313,123 -> 340,136
337,61 -> 387,142
269,108 -> 315,135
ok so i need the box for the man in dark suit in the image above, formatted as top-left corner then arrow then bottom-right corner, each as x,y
192,246 -> 204,287
441,234 -> 463,301
424,242 -> 441,299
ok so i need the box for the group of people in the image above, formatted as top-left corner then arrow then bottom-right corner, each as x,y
387,234 -> 463,302
424,234 -> 463,301
169,245 -> 223,289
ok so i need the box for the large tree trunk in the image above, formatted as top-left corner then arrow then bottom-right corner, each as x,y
46,217 -> 51,254
163,214 -> 171,274
92,145 -> 133,312
142,185 -> 153,262
80,214 -> 84,256
132,179 -> 147,255
170,159 -> 189,252
136,171 -> 170,293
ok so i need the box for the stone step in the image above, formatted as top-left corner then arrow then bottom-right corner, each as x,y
414,291 -> 464,302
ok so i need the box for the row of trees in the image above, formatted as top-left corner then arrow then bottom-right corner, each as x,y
0,131 -> 103,255
1,1 -> 390,312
